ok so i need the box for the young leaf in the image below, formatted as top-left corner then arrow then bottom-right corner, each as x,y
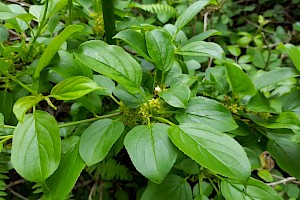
124,123 -> 177,184
225,62 -> 256,97
42,136 -> 85,200
145,29 -> 174,71
252,67 -> 300,90
141,174 -> 193,200
176,96 -> 238,132
13,96 -> 44,123
267,137 -> 300,180
177,41 -> 224,61
114,29 -> 152,61
74,40 -> 143,94
79,119 -> 124,166
159,85 -> 190,108
50,76 -> 102,100
175,0 -> 211,31
277,43 -> 300,71
221,178 -> 283,200
34,25 -> 84,79
11,111 -> 61,182
168,123 -> 251,181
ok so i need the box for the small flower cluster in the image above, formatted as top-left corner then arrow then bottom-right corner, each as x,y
90,12 -> 104,37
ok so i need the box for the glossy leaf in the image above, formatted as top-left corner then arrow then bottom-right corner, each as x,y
176,97 -> 238,132
11,111 -> 61,182
180,29 -> 221,47
247,112 -> 300,130
175,0 -> 211,31
268,137 -> 300,180
225,62 -> 256,97
221,178 -> 283,200
79,119 -> 124,166
277,43 -> 300,71
50,76 -> 102,100
159,85 -> 190,108
124,123 -> 177,184
177,41 -> 224,61
227,45 -> 241,57
13,96 -> 43,123
141,174 -> 193,200
0,91 -> 13,123
42,136 -> 85,200
252,67 -> 300,90
113,85 -> 147,108
114,29 -> 152,61
34,25 -> 84,79
168,123 -> 251,181
93,75 -> 115,96
247,92 -> 277,113
210,72 -> 229,94
74,40 -> 143,93
145,29 -> 174,71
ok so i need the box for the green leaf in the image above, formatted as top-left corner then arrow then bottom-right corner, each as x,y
180,29 -> 221,47
168,123 -> 251,181
0,25 -> 8,42
11,111 -> 61,182
50,76 -> 102,100
225,62 -> 256,97
268,137 -> 300,180
177,41 -> 224,61
159,85 -> 190,108
114,29 -> 152,61
227,45 -> 241,57
247,112 -> 300,130
79,119 -> 124,166
252,67 -> 300,90
277,43 -> 300,71
42,136 -> 85,200
34,25 -> 84,79
124,123 -> 177,184
141,174 -> 193,200
77,92 -> 102,115
0,91 -> 13,123
221,178 -> 283,200
257,169 -> 273,182
74,40 -> 143,94
13,96 -> 44,123
247,92 -> 277,113
210,72 -> 229,94
145,29 -> 174,71
113,85 -> 147,108
175,0 -> 211,31
176,97 -> 238,132
0,113 -> 3,127
93,75 -> 115,96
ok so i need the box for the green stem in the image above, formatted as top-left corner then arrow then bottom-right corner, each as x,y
58,112 -> 122,128
101,0 -> 116,44
208,177 -> 219,193
0,135 -> 13,143
154,117 -> 175,126
199,173 -> 203,195
27,0 -> 49,57
110,94 -> 121,106
1,125 -> 16,129
68,0 -> 73,25
5,73 -> 38,96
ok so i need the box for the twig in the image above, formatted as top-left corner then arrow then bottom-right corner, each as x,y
261,32 -> 271,70
203,12 -> 209,32
267,177 -> 297,186
7,188 -> 28,200
5,0 -> 31,7
244,18 -> 274,34
6,179 -> 25,188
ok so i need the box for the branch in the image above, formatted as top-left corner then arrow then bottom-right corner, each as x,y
267,177 -> 298,186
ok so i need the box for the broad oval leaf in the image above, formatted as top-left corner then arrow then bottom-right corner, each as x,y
277,43 -> 300,71
141,174 -> 193,200
225,62 -> 256,97
50,76 -> 102,100
114,29 -> 152,61
176,96 -> 238,132
159,85 -> 190,108
175,0 -> 211,31
79,119 -> 124,166
252,67 -> 300,90
145,29 -> 174,71
221,178 -> 283,200
13,96 -> 44,123
34,25 -> 84,79
124,123 -> 177,184
267,137 -> 300,180
11,111 -> 61,182
42,136 -> 85,200
177,41 -> 224,61
168,123 -> 251,181
74,40 -> 143,94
